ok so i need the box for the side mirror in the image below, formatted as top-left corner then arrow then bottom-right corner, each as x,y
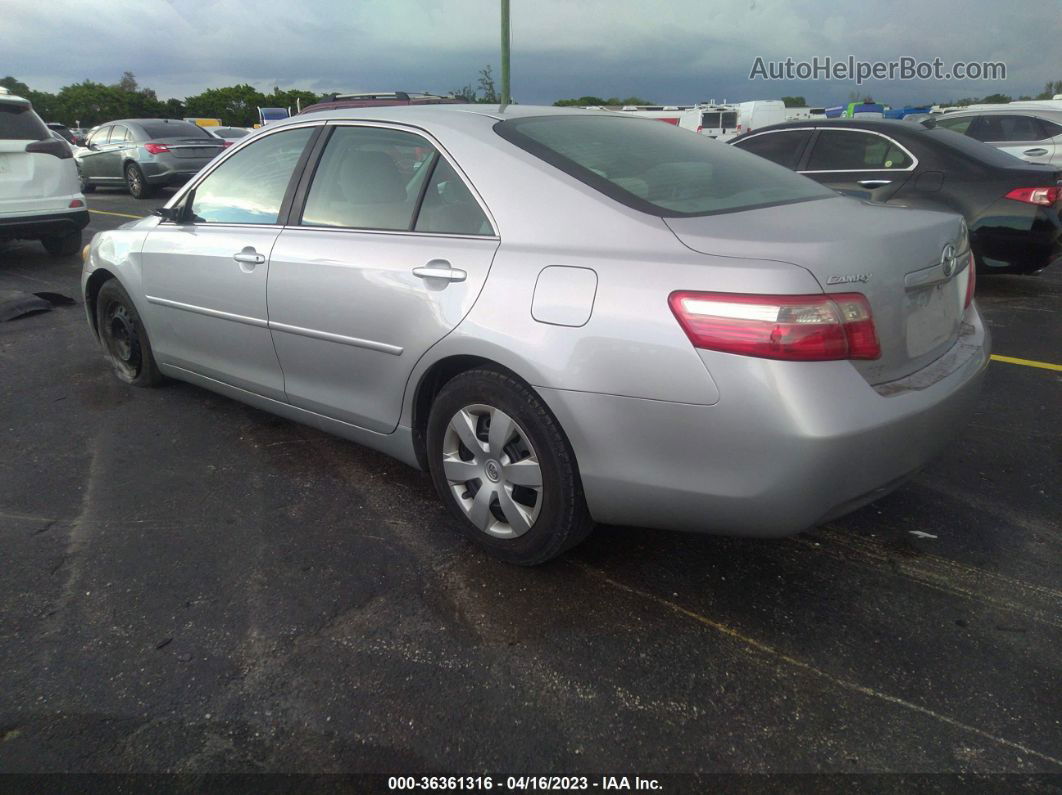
153,206 -> 181,223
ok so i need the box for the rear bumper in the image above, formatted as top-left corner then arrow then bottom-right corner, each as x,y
0,209 -> 90,241
973,203 -> 1061,274
539,306 -> 990,536
140,159 -> 214,186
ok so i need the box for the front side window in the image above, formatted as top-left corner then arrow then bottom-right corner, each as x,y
935,115 -> 975,135
735,130 -> 812,170
805,130 -> 912,171
301,126 -> 437,231
981,115 -> 1047,142
86,127 -> 111,147
495,115 -> 832,217
189,127 -> 314,224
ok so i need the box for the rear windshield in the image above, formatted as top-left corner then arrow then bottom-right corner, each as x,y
138,120 -> 213,140
495,115 -> 833,217
0,103 -> 48,140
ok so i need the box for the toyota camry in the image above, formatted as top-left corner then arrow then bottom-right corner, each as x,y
81,105 -> 989,565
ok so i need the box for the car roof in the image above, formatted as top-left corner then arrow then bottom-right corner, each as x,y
937,107 -> 1062,120
741,118 -> 932,135
289,103 -> 611,125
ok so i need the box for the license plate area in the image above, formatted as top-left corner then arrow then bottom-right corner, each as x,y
905,279 -> 961,358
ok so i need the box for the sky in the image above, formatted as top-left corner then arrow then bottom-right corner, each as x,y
5,0 -> 1059,107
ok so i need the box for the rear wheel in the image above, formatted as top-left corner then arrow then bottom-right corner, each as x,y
427,368 -> 593,565
125,163 -> 156,199
95,279 -> 162,387
41,228 -> 82,257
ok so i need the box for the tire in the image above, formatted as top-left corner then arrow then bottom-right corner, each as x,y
125,163 -> 156,199
41,228 -> 82,257
426,368 -> 593,565
95,279 -> 162,387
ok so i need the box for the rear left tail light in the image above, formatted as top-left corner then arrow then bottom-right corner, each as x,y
1004,186 -> 1060,206
144,143 -> 170,154
964,252 -> 976,309
222,140 -> 234,148
669,291 -> 881,361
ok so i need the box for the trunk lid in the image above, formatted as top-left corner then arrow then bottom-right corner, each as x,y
152,137 -> 225,159
665,195 -> 969,384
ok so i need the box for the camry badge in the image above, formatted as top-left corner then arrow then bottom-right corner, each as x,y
826,273 -> 871,285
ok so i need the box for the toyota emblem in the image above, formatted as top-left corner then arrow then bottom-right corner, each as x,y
940,244 -> 957,278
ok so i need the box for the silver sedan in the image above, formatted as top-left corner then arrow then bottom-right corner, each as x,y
81,105 -> 989,564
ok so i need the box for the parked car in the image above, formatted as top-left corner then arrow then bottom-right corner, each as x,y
206,126 -> 252,146
929,108 -> 1062,167
731,118 -> 1062,274
0,88 -> 87,255
75,118 -> 225,199
82,106 -> 988,564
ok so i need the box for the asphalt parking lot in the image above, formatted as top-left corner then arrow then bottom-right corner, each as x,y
1,188 -> 1060,779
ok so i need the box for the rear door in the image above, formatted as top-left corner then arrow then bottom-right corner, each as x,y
977,114 -> 1057,165
267,123 -> 499,433
97,124 -> 132,179
140,124 -> 319,399
799,128 -> 917,202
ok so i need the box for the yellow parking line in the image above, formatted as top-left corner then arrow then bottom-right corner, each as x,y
990,354 -> 1062,372
89,208 -> 142,220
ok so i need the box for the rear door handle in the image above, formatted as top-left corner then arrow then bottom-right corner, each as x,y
1022,148 -> 1048,156
233,250 -> 266,265
857,179 -> 892,187
413,260 -> 466,283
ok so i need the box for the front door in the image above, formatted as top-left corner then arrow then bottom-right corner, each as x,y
140,125 -> 317,400
267,124 -> 499,433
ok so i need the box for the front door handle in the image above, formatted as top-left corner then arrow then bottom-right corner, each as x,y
1022,148 -> 1048,156
413,260 -> 466,283
233,250 -> 266,265
857,179 -> 892,188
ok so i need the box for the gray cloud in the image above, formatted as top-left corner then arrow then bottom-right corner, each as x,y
5,0 -> 1058,105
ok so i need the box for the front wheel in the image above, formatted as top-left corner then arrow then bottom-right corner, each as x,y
125,163 -> 156,199
95,279 -> 162,387
426,368 -> 593,565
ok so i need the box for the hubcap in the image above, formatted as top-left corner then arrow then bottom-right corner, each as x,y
101,302 -> 141,378
442,404 -> 543,539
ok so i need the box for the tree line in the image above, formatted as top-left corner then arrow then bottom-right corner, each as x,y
1,72 -> 321,128
5,71 -> 1060,129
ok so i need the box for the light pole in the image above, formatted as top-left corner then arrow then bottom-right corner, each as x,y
500,0 -> 511,105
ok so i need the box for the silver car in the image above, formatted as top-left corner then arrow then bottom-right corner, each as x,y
75,118 -> 225,199
932,107 -> 1062,166
81,105 -> 989,565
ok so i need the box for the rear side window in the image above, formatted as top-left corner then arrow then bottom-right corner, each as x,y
189,127 -> 314,224
301,126 -> 436,231
0,103 -> 48,140
415,156 -> 492,235
734,130 -> 812,170
805,130 -> 913,170
1041,119 -> 1062,138
139,120 -> 211,139
496,115 -> 832,217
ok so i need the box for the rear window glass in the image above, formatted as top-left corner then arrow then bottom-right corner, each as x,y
495,115 -> 833,217
138,120 -> 212,139
0,103 -> 48,140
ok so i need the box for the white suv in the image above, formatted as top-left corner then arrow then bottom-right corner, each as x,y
0,87 -> 88,255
